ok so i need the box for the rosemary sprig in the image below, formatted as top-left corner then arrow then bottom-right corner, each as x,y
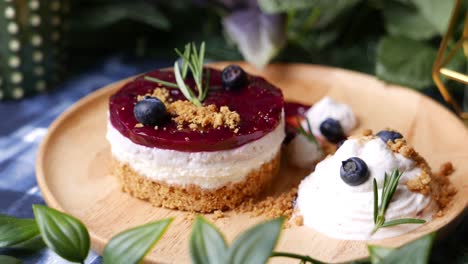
144,42 -> 209,107
296,117 -> 321,151
371,169 -> 426,235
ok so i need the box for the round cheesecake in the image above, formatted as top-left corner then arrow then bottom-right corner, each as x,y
107,67 -> 285,212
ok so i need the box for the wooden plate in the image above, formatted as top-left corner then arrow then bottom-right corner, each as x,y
36,63 -> 468,263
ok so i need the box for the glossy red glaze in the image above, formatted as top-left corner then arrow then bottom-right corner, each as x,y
284,101 -> 311,144
109,68 -> 284,152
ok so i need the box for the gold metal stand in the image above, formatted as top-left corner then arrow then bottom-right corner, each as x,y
432,0 -> 468,121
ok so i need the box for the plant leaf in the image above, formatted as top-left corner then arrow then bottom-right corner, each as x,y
378,233 -> 435,264
33,205 -> 90,263
411,0 -> 455,34
223,9 -> 286,69
380,218 -> 426,228
0,255 -> 21,264
258,0 -> 317,13
373,178 -> 378,224
144,76 -> 179,88
73,2 -> 170,30
368,245 -> 394,264
376,36 -> 437,89
0,215 -> 39,248
228,218 -> 284,264
189,216 -> 228,264
383,2 -> 439,40
103,218 -> 173,264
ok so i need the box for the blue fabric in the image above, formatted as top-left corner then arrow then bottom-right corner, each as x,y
0,56 -> 169,264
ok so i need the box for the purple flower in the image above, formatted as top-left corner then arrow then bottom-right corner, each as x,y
217,0 -> 286,68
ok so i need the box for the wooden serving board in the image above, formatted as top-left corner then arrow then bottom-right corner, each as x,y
36,63 -> 468,263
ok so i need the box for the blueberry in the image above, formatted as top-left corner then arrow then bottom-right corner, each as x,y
376,130 -> 403,143
222,64 -> 248,90
319,118 -> 345,143
134,97 -> 167,126
340,157 -> 370,186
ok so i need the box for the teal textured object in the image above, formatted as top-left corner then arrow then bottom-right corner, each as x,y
0,0 -> 69,100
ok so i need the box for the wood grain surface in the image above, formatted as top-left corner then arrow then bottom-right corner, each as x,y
36,63 -> 468,264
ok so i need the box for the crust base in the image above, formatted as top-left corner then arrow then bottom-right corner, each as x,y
112,152 -> 280,213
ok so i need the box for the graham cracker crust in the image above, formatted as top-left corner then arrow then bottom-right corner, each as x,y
112,152 -> 281,213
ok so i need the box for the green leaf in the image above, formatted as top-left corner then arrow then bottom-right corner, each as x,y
189,216 -> 228,264
380,218 -> 426,228
103,218 -> 173,264
0,215 -> 17,224
228,218 -> 284,264
412,0 -> 455,34
384,3 -> 439,40
0,215 -> 39,248
377,233 -> 435,264
33,205 -> 90,263
259,0 -> 317,13
376,36 -> 437,89
368,245 -> 394,264
259,0 -> 359,15
373,179 -> 378,224
74,2 -> 170,30
0,255 -> 21,264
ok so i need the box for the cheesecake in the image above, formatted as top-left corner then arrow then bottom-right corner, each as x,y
107,64 -> 285,213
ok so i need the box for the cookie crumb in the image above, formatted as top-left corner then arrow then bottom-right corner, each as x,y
137,88 -> 171,104
211,210 -> 225,220
138,88 -> 240,131
134,123 -> 144,128
169,100 -> 240,130
293,215 -> 303,226
236,188 -> 297,221
362,129 -> 373,136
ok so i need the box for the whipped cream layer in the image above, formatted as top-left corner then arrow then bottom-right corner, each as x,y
106,117 -> 285,190
296,137 -> 434,240
286,134 -> 323,169
305,96 -> 357,137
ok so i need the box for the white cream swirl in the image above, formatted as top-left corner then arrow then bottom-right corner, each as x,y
286,134 -> 324,169
305,96 -> 357,137
296,137 -> 434,240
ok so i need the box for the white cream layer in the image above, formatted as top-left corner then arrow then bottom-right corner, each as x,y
106,118 -> 285,190
296,137 -> 434,240
286,134 -> 324,169
305,96 -> 357,137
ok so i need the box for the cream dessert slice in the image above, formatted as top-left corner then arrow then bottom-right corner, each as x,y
305,96 -> 357,138
295,131 -> 439,240
286,97 -> 357,169
107,66 -> 285,213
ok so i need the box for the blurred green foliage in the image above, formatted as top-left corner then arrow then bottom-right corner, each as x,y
68,0 -> 466,91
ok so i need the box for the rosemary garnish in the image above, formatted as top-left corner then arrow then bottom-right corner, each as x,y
371,169 -> 426,235
296,117 -> 321,149
144,42 -> 209,107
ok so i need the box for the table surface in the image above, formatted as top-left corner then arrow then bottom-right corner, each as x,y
0,57 -> 466,264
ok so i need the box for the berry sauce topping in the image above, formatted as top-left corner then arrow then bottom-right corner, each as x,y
319,118 -> 346,143
340,157 -> 370,186
284,101 -> 311,144
109,67 -> 284,152
376,130 -> 403,143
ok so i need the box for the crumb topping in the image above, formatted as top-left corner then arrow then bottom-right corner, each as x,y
386,137 -> 456,213
236,188 -> 297,221
138,88 -> 240,131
